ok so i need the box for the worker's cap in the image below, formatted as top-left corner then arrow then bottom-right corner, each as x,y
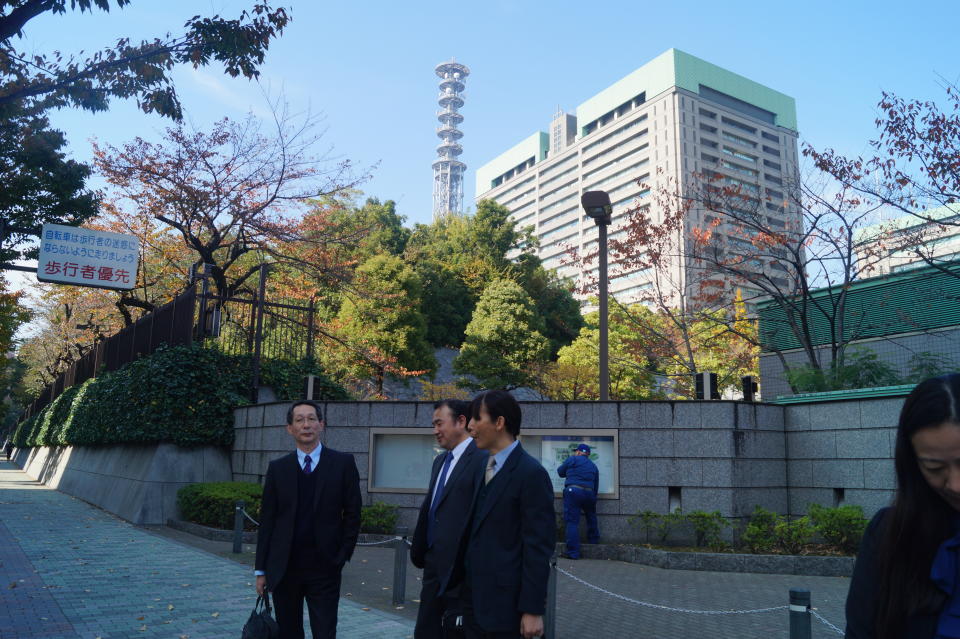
576,444 -> 591,454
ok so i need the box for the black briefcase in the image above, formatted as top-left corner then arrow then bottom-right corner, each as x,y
241,593 -> 280,639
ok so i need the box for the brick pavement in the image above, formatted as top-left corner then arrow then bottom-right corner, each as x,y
0,463 -> 414,639
0,460 -> 852,638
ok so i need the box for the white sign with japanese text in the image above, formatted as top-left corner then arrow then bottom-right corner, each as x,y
37,223 -> 139,290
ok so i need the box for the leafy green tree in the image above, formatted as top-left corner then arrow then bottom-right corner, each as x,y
321,196 -> 410,261
513,253 -> 583,356
334,255 -> 436,396
543,305 -> 656,400
453,278 -> 548,390
0,1 -> 289,260
414,259 -> 473,347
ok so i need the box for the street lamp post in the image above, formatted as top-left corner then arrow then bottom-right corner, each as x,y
581,190 -> 612,401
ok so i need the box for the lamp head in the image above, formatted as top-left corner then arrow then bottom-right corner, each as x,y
581,190 -> 612,225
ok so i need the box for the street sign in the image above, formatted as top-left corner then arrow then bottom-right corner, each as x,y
37,223 -> 139,290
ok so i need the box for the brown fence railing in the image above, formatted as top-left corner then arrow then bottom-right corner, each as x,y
20,286 -> 197,421
21,267 -> 321,421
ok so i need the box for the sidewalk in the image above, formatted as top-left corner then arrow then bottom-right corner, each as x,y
0,460 -> 852,638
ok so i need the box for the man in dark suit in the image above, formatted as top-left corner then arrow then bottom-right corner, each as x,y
461,390 -> 555,639
410,399 -> 486,639
255,400 -> 362,639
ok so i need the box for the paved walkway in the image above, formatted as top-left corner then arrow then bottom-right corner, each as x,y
0,461 -> 852,638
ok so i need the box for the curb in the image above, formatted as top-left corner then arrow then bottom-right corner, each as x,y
573,543 -> 854,577
165,520 -> 401,549
167,518 -> 258,543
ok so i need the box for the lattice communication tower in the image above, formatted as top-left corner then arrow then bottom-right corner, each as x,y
433,60 -> 470,219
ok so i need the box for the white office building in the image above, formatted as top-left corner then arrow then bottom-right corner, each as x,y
475,49 -> 802,307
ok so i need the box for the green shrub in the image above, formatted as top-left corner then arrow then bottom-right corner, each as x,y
628,510 -> 663,542
361,501 -> 399,534
12,345 -> 349,449
786,349 -> 901,392
686,510 -> 728,550
808,503 -> 868,553
741,506 -> 779,553
774,516 -> 814,554
177,481 -> 263,530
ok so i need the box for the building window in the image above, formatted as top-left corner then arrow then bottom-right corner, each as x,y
722,131 -> 757,148
763,159 -> 781,171
762,131 -> 780,143
369,429 -> 440,492
721,116 -> 757,135
699,107 -> 717,120
762,145 -> 781,157
699,123 -> 717,134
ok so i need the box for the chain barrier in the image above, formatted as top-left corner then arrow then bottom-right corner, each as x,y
811,609 -> 844,636
240,507 -> 260,527
557,567 -> 788,616
355,536 -> 403,546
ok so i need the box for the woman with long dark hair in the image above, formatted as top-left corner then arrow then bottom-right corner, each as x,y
846,374 -> 960,638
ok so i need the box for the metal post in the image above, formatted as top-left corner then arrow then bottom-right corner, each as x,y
598,222 -> 609,401
789,588 -> 811,639
233,500 -> 245,554
543,552 -> 558,639
392,525 -> 409,606
197,269 -> 210,340
250,264 -> 268,403
306,299 -> 316,362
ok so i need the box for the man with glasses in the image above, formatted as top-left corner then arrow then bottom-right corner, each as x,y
254,400 -> 362,639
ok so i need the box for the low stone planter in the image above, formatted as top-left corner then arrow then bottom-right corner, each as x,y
167,518 -> 258,543
165,521 -> 402,549
574,543 -> 854,577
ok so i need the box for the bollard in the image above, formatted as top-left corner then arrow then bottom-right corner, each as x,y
233,500 -> 245,554
789,588 -> 811,639
392,525 -> 409,606
543,552 -> 558,639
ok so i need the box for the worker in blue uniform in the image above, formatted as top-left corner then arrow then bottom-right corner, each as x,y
557,443 -> 600,559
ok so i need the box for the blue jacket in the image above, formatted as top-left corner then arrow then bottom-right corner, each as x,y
557,455 -> 599,495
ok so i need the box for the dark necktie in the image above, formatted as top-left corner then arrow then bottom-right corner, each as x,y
303,454 -> 312,474
427,452 -> 453,547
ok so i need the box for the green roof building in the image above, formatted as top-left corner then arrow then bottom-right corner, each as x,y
475,49 -> 801,305
758,263 -> 960,398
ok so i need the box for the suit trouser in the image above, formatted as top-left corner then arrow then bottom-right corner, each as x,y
460,581 -> 522,639
415,562 -> 445,639
272,564 -> 342,639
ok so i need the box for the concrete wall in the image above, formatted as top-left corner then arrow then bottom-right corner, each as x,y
784,396 -> 901,518
234,396 -> 903,543
233,400 -> 794,543
12,443 -> 232,525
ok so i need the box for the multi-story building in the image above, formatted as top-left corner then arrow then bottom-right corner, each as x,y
475,48 -> 801,307
856,203 -> 960,276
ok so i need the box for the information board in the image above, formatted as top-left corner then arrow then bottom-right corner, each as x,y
37,223 -> 139,290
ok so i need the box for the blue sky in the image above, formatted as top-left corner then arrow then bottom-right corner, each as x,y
23,0 -> 960,229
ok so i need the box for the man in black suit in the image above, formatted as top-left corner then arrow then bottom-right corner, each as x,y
461,390 -> 555,639
410,399 -> 486,639
254,400 -> 362,639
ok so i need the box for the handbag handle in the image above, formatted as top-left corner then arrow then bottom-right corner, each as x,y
261,591 -> 272,613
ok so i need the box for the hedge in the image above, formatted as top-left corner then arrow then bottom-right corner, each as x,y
11,344 -> 349,449
177,481 -> 263,530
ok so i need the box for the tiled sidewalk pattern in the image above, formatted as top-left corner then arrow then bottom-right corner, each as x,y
0,461 -> 852,638
0,464 -> 413,639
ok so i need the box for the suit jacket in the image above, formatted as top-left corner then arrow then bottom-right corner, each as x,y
410,439 -> 485,594
464,442 -> 555,633
255,446 -> 362,591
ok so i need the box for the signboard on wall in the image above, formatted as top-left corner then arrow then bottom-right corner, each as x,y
532,434 -> 616,495
37,223 -> 139,290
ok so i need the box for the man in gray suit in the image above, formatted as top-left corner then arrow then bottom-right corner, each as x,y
410,399 -> 486,639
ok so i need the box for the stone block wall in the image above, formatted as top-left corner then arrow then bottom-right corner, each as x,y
784,396 -> 902,518
234,400 -> 795,543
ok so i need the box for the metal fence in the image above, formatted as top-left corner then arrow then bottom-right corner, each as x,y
21,287 -> 198,421
21,266 -> 319,420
